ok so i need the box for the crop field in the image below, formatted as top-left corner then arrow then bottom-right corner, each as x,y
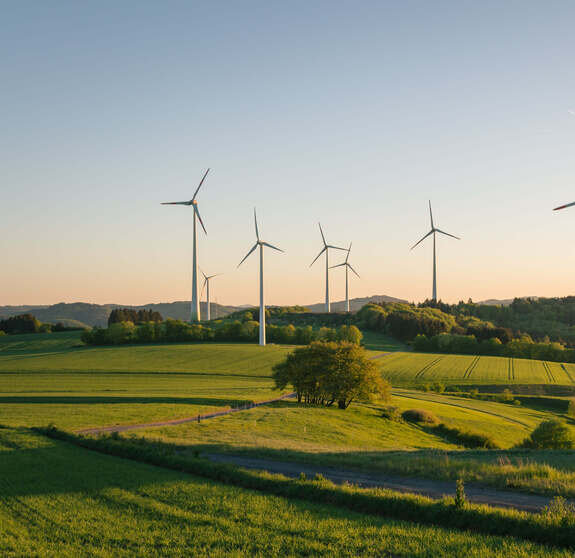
4,427 -> 568,558
377,352 -> 575,386
0,332 -> 291,430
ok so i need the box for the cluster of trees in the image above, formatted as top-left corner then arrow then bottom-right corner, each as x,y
108,308 -> 163,326
82,318 -> 363,347
419,297 -> 575,347
272,342 -> 390,408
0,314 -> 43,334
357,303 -> 457,341
0,314 -> 83,335
413,332 -> 575,362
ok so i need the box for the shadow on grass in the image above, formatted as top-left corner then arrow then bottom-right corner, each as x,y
0,395 -> 255,407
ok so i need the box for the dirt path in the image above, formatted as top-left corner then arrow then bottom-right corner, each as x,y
76,392 -> 296,435
205,453 -> 566,513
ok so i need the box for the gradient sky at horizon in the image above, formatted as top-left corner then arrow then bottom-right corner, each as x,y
3,1 -> 575,307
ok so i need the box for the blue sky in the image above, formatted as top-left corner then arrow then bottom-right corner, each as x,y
3,1 -> 575,306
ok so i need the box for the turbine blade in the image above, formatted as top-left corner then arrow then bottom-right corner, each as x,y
554,201 -> 575,211
329,263 -> 346,269
435,228 -> 460,240
348,263 -> 361,278
194,205 -> 207,234
192,168 -> 210,201
262,241 -> 284,252
429,200 -> 434,229
310,246 -> 326,267
318,223 -> 327,246
410,229 -> 434,250
161,201 -> 191,205
254,208 -> 260,241
327,245 -> 347,251
345,242 -> 352,263
238,243 -> 259,267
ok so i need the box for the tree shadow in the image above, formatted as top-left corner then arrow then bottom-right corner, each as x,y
0,395 -> 255,407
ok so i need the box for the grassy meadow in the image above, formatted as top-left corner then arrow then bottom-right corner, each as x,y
0,332 -> 291,430
1,426 -> 571,558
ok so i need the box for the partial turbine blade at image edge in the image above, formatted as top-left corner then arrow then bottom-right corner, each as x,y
553,201 -> 575,211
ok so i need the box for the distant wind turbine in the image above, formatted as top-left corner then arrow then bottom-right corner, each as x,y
238,209 -> 284,346
330,243 -> 360,313
201,270 -> 221,322
411,201 -> 460,302
310,223 -> 346,313
161,169 -> 210,323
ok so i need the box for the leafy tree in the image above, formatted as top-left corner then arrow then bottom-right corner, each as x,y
272,342 -> 389,409
337,325 -> 363,345
0,314 -> 42,334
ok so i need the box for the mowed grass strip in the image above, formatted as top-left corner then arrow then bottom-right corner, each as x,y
3,427 -> 568,558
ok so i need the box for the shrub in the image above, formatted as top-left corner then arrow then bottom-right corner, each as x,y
520,420 -> 574,449
541,497 -> 575,525
402,409 -> 439,424
381,406 -> 402,422
434,423 -> 500,449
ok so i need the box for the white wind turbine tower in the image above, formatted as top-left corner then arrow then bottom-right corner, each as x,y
310,223 -> 346,313
161,169 -> 210,323
330,243 -> 360,313
201,270 -> 221,322
411,201 -> 460,302
238,209 -> 284,346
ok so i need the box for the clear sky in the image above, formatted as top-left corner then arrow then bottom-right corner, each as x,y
3,1 -> 575,307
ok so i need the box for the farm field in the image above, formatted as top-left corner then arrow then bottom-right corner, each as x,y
0,332 -> 291,430
1,426 -> 570,558
377,352 -> 575,387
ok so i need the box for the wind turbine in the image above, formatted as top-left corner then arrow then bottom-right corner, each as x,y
330,243 -> 360,313
310,223 -> 346,313
201,270 -> 221,322
411,201 -> 460,302
161,168 -> 210,323
238,209 -> 284,346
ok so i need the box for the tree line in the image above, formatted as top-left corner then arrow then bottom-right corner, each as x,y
81,318 -> 363,346
0,314 -> 81,335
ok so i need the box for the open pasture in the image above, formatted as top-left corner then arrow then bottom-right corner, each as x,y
3,427 -> 566,558
0,332 -> 291,430
377,352 -> 575,387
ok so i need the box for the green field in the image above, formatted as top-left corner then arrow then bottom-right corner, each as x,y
0,332 -> 292,430
1,427 -> 570,558
377,352 -> 575,386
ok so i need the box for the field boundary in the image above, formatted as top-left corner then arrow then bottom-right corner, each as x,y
76,392 -> 296,435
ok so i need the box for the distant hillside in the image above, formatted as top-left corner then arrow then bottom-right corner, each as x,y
0,295 -> 406,326
306,295 -> 408,313
0,301 -> 241,327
